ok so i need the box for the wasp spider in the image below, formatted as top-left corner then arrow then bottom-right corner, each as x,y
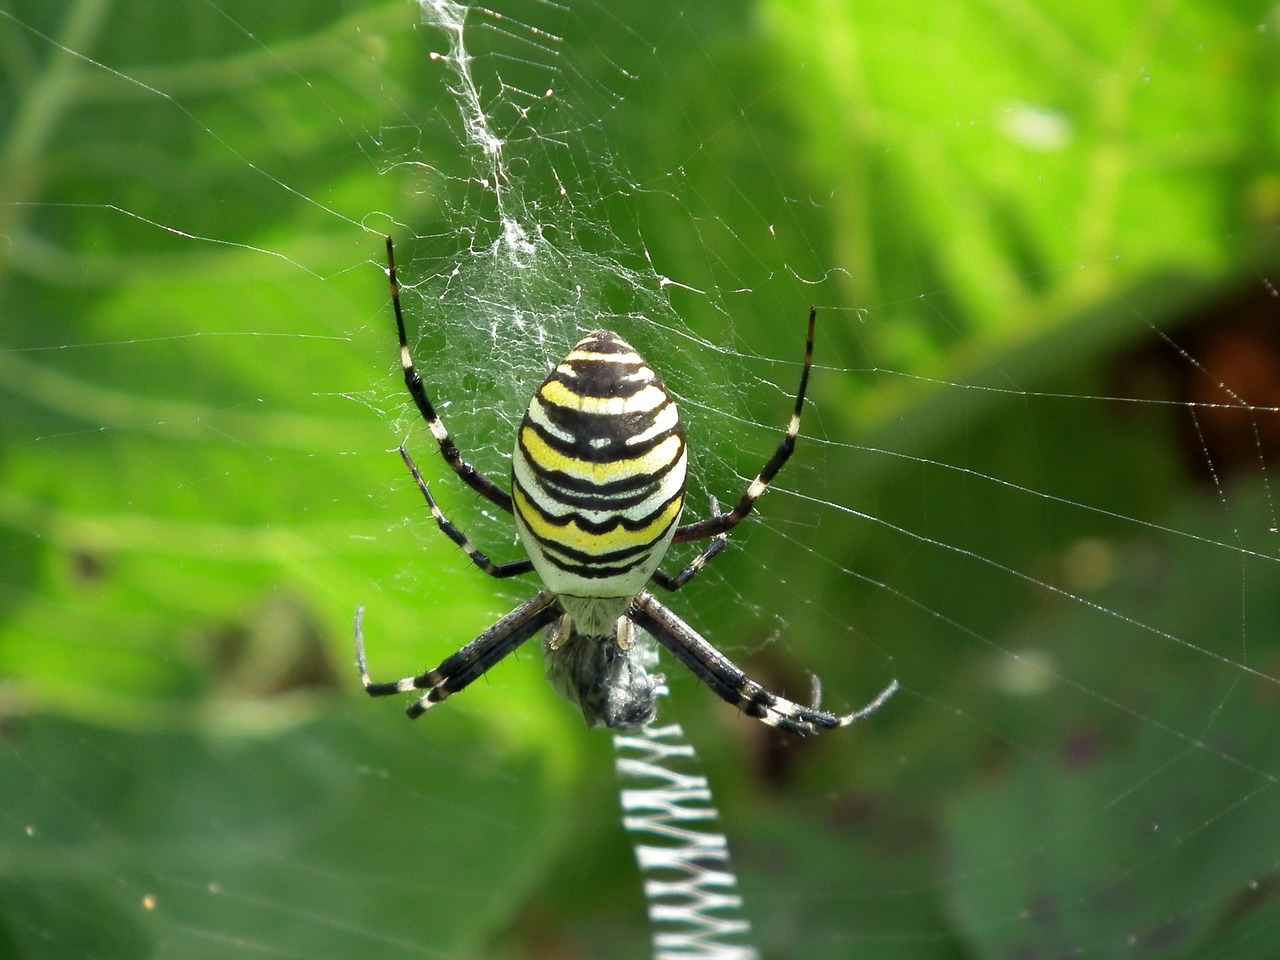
356,237 -> 898,735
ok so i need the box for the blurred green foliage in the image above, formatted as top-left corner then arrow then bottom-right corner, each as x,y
2,1 -> 1280,958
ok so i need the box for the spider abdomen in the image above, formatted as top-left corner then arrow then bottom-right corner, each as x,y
512,331 -> 687,611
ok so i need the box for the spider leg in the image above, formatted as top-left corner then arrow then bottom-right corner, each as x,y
400,446 -> 534,579
629,592 -> 897,736
673,306 -> 816,545
651,496 -> 728,592
386,236 -> 513,513
355,592 -> 561,717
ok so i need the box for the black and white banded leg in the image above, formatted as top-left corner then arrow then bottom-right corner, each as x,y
386,236 -> 514,514
672,305 -> 816,547
629,592 -> 898,737
356,592 -> 562,717
399,445 -> 533,580
651,496 -> 728,592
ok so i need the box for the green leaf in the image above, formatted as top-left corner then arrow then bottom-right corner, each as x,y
0,712 -> 572,958
943,679 -> 1280,959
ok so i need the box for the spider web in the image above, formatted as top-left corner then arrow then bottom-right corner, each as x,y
2,1 -> 1280,959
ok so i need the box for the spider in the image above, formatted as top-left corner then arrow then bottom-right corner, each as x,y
356,237 -> 898,735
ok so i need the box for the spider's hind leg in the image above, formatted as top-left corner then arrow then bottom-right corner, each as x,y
385,235 -> 513,513
672,306 -> 817,545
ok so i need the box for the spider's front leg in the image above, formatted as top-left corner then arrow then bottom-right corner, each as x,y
629,592 -> 897,736
355,592 -> 561,716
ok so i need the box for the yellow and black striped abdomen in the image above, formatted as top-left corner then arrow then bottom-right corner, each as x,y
512,331 -> 687,613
